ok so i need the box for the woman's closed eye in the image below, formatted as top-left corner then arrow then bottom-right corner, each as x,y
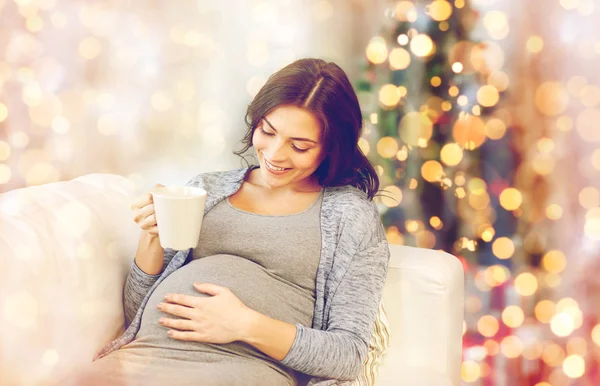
259,128 -> 310,153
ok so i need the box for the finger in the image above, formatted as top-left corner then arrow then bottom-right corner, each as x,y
147,226 -> 159,236
159,317 -> 197,332
133,204 -> 155,224
165,293 -> 201,308
193,283 -> 224,296
158,302 -> 197,320
138,214 -> 157,230
130,193 -> 153,210
167,330 -> 204,342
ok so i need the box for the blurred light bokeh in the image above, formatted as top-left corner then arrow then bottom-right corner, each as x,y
2,0 -> 600,385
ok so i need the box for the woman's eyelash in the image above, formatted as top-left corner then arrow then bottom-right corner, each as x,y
259,127 -> 309,153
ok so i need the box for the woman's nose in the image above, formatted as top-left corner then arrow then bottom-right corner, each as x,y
265,139 -> 288,161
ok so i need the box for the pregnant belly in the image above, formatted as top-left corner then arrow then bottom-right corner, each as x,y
130,255 -> 315,359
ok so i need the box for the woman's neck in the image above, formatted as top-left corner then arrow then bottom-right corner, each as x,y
246,166 -> 322,196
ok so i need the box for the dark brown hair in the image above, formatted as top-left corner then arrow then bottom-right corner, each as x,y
235,58 -> 379,199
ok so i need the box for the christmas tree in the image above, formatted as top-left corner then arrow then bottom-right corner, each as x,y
355,0 -> 515,268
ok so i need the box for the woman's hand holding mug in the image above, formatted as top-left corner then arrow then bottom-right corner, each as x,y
131,184 -> 164,238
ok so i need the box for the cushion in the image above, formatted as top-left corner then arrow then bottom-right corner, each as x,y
350,300 -> 392,385
0,174 -> 139,385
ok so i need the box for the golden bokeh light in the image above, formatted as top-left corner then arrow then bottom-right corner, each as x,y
535,82 -> 569,116
483,11 -> 509,40
395,1 -> 418,22
461,360 -> 481,383
410,34 -> 436,57
399,112 -> 434,146
0,102 -> 7,122
471,41 -> 504,74
427,0 -> 453,21
484,340 -> 499,356
592,148 -> 600,170
483,264 -> 510,287
386,226 -> 405,245
366,36 -> 388,64
535,300 -> 556,324
415,230 -> 436,248
381,185 -> 403,207
484,117 -> 507,140
523,342 -> 544,361
79,37 -> 102,60
492,237 -> 515,259
542,250 -> 567,274
499,187 -> 523,211
526,35 -> 544,53
546,204 -> 564,220
551,313 -> 575,337
480,226 -> 495,242
440,143 -> 464,166
579,85 -> 600,107
592,324 -> 600,347
576,108 -> 600,142
421,160 -> 444,183
377,136 -> 399,158
0,164 -> 11,184
431,76 -> 442,87
397,34 -> 409,45
542,343 -> 566,366
379,84 -> 402,107
457,95 -> 468,106
478,315 -> 499,338
0,141 -> 11,161
560,0 -> 580,10
487,70 -> 510,91
358,137 -> 370,156
502,305 -> 525,328
514,272 -> 538,296
42,349 -> 60,367
531,153 -> 555,176
453,115 -> 486,149
556,115 -> 573,131
500,335 -> 523,359
430,216 -> 443,230
563,355 -> 585,379
536,137 -> 555,153
579,186 -> 600,209
477,85 -> 500,107
389,47 -> 411,70
467,177 -> 487,194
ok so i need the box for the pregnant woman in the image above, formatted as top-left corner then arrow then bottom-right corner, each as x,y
58,58 -> 390,386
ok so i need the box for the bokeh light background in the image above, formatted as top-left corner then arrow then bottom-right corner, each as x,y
1,0 -> 600,385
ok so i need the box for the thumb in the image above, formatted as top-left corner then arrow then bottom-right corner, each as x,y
193,282 -> 223,296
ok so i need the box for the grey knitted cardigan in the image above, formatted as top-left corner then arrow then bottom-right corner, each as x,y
93,167 -> 390,385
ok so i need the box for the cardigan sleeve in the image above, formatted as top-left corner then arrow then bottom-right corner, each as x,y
122,248 -> 179,326
279,238 -> 390,381
122,175 -> 202,326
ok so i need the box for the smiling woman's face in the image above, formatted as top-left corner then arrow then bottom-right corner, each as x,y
252,105 -> 324,190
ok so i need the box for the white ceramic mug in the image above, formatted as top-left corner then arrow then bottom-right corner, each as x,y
150,185 -> 207,250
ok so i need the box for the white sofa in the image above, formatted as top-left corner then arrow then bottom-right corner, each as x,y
0,174 -> 464,386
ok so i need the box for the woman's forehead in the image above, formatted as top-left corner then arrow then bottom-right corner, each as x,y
264,105 -> 322,140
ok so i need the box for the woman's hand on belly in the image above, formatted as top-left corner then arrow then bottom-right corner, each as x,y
156,282 -> 254,344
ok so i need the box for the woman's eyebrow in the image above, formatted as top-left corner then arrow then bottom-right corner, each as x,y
263,117 -> 318,144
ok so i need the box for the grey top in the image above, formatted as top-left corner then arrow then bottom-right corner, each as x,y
94,167 -> 390,386
107,190 -> 323,385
